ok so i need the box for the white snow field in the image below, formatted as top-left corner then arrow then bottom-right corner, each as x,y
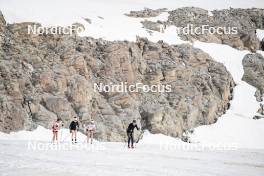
0,127 -> 264,176
1,0 -> 264,175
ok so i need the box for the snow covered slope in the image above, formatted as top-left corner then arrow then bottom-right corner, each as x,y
189,42 -> 264,149
1,0 -> 263,41
0,0 -> 264,149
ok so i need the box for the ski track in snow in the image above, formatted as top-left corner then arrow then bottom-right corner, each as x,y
1,1 -> 264,175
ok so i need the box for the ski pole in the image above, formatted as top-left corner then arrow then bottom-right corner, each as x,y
136,130 -> 145,143
60,123 -> 64,141
123,132 -> 128,148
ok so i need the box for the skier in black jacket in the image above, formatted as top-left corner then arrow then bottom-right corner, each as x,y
126,120 -> 139,148
69,117 -> 79,143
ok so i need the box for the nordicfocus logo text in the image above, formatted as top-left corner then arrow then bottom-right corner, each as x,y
27,24 -> 85,35
94,82 -> 172,93
176,24 -> 238,35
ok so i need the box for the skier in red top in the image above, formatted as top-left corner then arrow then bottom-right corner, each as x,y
52,118 -> 62,143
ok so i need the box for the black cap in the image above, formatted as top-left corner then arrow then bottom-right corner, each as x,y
132,120 -> 136,123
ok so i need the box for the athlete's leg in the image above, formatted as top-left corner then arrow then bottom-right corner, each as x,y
71,130 -> 74,143
52,131 -> 56,143
127,132 -> 131,147
55,131 -> 58,142
87,130 -> 90,143
131,133 -> 134,147
90,131 -> 94,144
74,130 -> 77,143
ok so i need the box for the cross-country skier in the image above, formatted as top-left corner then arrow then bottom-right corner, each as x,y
52,118 -> 62,144
85,119 -> 96,144
69,117 -> 79,144
126,119 -> 140,148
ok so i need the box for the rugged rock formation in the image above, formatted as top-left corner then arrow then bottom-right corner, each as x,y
125,8 -> 167,18
261,38 -> 264,51
133,7 -> 264,52
0,13 -> 234,141
141,20 -> 164,33
242,53 -> 264,97
242,53 -> 264,119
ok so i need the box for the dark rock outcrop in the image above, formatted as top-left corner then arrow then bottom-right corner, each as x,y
242,52 -> 264,123
242,53 -> 264,119
253,115 -> 264,120
141,20 -> 166,33
125,8 -> 167,18
242,53 -> 264,102
253,103 -> 264,120
0,11 -> 6,26
261,38 -> 264,51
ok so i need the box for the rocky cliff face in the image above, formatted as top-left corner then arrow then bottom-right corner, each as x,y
0,13 -> 234,141
131,7 -> 264,52
243,53 -> 264,96
242,53 -> 264,119
168,7 -> 264,51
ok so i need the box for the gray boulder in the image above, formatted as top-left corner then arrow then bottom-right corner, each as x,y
242,53 -> 264,101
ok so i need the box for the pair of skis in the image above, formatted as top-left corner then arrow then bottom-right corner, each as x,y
125,130 -> 145,149
136,130 -> 145,143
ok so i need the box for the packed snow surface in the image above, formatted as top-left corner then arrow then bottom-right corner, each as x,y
0,127 -> 264,176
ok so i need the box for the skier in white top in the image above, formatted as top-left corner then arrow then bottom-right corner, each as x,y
85,119 -> 96,144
